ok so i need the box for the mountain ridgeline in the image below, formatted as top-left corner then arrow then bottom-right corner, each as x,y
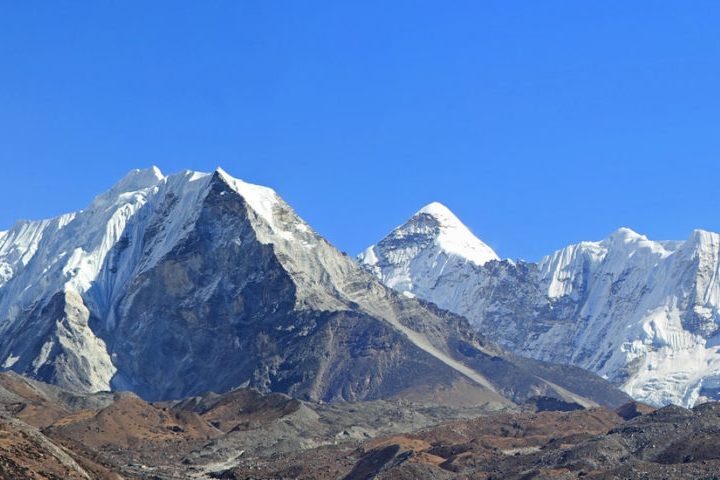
0,168 -> 627,408
359,202 -> 720,407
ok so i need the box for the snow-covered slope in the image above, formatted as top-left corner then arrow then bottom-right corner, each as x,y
359,206 -> 720,407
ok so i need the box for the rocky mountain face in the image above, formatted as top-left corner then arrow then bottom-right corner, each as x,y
0,168 -> 626,408
359,203 -> 720,407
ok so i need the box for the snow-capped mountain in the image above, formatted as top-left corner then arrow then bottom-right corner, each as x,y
359,204 -> 720,407
358,202 -> 498,301
0,168 -> 627,407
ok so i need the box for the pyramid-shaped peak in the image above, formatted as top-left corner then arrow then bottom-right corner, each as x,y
208,168 -> 281,227
406,202 -> 499,265
213,166 -> 233,182
416,202 -> 465,226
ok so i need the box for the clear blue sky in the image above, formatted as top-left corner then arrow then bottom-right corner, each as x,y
1,2 -> 719,261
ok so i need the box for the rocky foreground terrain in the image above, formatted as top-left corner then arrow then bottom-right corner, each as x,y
1,371 -> 720,479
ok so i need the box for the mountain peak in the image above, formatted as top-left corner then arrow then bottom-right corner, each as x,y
357,202 -> 499,302
606,227 -> 644,244
417,201 -> 460,223
213,166 -> 233,183
113,166 -> 165,192
410,202 -> 499,266
415,202 -> 479,235
211,169 -> 281,229
598,228 -> 677,260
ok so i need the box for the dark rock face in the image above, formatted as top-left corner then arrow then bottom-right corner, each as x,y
96,177 -> 299,400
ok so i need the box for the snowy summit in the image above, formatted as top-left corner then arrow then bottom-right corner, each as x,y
358,201 -> 498,299
415,202 -> 499,266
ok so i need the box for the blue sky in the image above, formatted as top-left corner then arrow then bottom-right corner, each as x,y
1,2 -> 719,261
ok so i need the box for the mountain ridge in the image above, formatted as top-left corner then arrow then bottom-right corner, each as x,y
0,168 -> 627,409
360,203 -> 720,407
